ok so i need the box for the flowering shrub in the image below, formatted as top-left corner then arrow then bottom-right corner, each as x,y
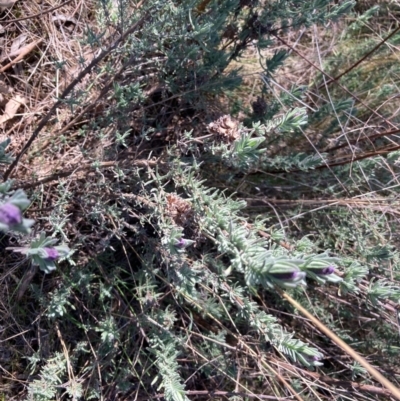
3,0 -> 400,400
10,233 -> 70,274
0,182 -> 70,273
0,188 -> 34,233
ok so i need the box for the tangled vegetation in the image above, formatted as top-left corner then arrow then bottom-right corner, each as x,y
1,0 -> 400,400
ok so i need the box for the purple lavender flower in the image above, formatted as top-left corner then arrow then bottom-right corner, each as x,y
42,247 -> 60,261
0,203 -> 22,226
174,237 -> 195,250
312,265 -> 335,276
302,354 -> 323,366
175,238 -> 187,248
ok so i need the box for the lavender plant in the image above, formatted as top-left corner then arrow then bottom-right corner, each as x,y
0,186 -> 34,234
9,233 -> 70,274
4,0 -> 400,400
0,177 -> 70,274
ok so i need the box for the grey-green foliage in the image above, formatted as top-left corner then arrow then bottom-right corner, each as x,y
346,5 -> 380,35
154,166 -> 337,364
150,335 -> 190,401
209,110 -> 314,172
11,233 -> 70,274
25,353 -> 83,401
368,279 -> 400,305
90,0 -> 356,135
177,169 -> 341,287
46,286 -> 73,318
25,353 -> 66,401
96,316 -> 120,346
0,138 -> 14,164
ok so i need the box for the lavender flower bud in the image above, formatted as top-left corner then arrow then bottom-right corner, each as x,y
42,247 -> 60,261
304,260 -> 342,283
302,354 -> 323,367
269,271 -> 306,281
175,238 -> 188,248
0,203 -> 22,226
266,268 -> 307,288
312,265 -> 335,276
174,237 -> 194,250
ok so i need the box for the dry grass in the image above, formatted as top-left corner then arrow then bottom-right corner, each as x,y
0,0 -> 99,178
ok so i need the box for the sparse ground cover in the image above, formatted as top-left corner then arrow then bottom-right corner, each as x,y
1,0 -> 400,400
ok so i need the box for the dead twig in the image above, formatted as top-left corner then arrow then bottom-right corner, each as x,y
3,7 -> 151,181
279,289 -> 400,401
147,390 -> 290,400
271,33 -> 398,130
17,159 -> 159,190
0,39 -> 43,73
0,0 -> 74,23
319,25 -> 400,89
274,361 -> 392,397
325,127 -> 400,153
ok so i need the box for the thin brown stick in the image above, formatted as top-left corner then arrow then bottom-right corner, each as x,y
16,159 -> 158,190
325,143 -> 400,167
0,0 -> 74,23
325,127 -> 400,153
0,39 -> 43,73
275,361 -> 392,397
3,8 -> 151,181
246,197 -> 399,206
263,142 -> 400,174
146,390 -> 290,400
279,289 -> 400,400
272,33 -> 397,130
319,25 -> 400,89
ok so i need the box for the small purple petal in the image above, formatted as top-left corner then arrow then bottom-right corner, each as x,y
43,247 -> 60,261
175,238 -> 187,248
0,203 -> 22,226
303,354 -> 323,364
313,266 -> 335,276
